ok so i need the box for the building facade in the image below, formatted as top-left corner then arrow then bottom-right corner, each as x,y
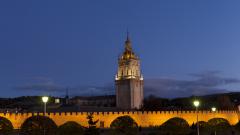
115,34 -> 144,109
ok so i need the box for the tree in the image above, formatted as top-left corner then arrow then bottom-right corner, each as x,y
20,116 -> 57,135
84,113 -> 99,135
208,118 -> 231,134
110,115 -> 138,135
160,117 -> 190,135
217,95 -> 235,110
58,121 -> 84,135
0,117 -> 13,134
191,121 -> 210,134
143,95 -> 170,111
198,121 -> 210,131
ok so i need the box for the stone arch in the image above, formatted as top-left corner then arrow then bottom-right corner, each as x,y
110,115 -> 138,128
0,116 -> 14,134
20,115 -> 58,135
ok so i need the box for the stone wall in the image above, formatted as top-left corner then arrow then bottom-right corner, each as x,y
0,110 -> 239,129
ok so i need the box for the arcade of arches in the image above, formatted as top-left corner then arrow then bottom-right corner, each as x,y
0,111 -> 239,129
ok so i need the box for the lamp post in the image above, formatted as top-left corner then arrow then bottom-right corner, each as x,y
42,96 -> 49,116
212,107 -> 217,135
42,96 -> 48,135
193,100 -> 200,135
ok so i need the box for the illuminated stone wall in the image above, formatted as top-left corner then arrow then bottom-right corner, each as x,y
1,110 -> 239,129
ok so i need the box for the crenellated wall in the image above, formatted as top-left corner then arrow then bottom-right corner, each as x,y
0,110 -> 239,129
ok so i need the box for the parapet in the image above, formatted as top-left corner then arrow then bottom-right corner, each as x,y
0,110 -> 238,116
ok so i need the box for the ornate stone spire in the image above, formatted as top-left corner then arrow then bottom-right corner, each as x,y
121,32 -> 137,60
125,31 -> 132,51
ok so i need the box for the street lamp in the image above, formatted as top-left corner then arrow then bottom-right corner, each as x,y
42,96 -> 49,115
212,107 -> 217,135
193,100 -> 200,108
211,107 -> 216,112
193,100 -> 200,135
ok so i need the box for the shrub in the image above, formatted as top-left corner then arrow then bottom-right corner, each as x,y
20,116 -> 57,135
160,117 -> 190,135
110,115 -> 138,135
58,121 -> 84,135
208,118 -> 231,131
0,117 -> 13,134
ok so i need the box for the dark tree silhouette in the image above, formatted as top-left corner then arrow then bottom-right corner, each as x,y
143,95 -> 170,110
160,117 -> 191,135
58,121 -> 84,135
191,121 -> 211,134
84,113 -> 99,135
234,121 -> 240,132
20,115 -> 57,135
0,117 -> 13,134
198,121 -> 211,132
208,118 -> 231,131
217,95 -> 235,110
110,115 -> 138,135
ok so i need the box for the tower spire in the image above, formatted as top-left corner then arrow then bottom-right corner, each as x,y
126,29 -> 130,41
125,30 -> 132,51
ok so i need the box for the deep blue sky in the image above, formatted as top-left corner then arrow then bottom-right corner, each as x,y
1,0 -> 240,98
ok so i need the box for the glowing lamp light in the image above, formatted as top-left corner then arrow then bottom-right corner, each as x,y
193,100 -> 200,107
42,96 -> 49,103
211,107 -> 216,112
55,98 -> 60,104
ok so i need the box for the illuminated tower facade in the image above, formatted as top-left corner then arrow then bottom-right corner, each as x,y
115,34 -> 144,109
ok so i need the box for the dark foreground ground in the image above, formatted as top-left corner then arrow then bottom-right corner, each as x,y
4,127 -> 240,135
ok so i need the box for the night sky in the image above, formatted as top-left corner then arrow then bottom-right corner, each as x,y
1,0 -> 240,98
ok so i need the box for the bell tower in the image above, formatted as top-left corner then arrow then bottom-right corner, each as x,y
115,33 -> 144,109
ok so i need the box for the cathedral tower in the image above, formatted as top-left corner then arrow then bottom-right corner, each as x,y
115,34 -> 144,109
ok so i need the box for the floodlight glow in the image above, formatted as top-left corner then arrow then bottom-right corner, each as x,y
42,96 -> 49,103
211,107 -> 216,112
193,100 -> 200,107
